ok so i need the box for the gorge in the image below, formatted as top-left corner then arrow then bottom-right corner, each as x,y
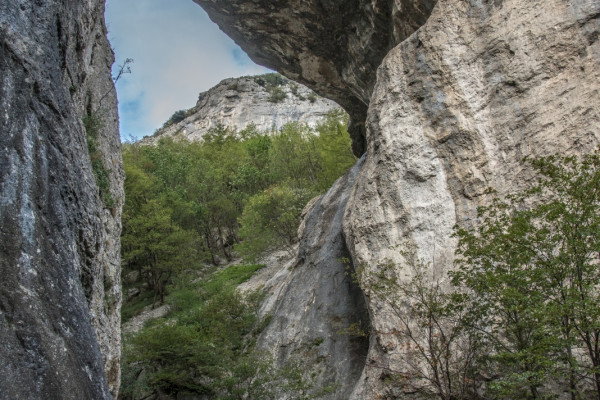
1,0 -> 599,399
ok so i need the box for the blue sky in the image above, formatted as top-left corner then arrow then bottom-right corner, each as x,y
105,0 -> 270,141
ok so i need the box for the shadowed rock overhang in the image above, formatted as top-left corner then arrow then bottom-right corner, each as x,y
193,0 -> 438,156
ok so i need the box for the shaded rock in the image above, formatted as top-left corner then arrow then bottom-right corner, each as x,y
193,0 -> 438,155
257,158 -> 369,399
0,0 -> 123,398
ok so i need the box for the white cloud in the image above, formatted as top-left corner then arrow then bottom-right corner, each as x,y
105,0 -> 270,140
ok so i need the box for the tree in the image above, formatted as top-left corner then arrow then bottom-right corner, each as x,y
313,109 -> 356,191
452,150 -> 600,399
237,184 -> 313,260
122,199 -> 199,305
360,254 -> 479,400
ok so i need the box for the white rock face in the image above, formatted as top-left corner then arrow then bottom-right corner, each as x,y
143,76 -> 339,144
344,0 -> 600,397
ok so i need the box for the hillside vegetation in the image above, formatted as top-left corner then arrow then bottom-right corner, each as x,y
120,111 -> 356,398
121,109 -> 355,307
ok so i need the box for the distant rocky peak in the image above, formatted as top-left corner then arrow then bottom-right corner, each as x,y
142,73 -> 340,144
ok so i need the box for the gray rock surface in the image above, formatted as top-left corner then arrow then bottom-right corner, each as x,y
144,76 -> 339,144
195,0 -> 600,398
0,0 -> 123,398
344,1 -> 600,396
257,158 -> 370,399
193,0 -> 438,156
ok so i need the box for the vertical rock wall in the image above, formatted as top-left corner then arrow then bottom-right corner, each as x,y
257,158 -> 370,399
0,0 -> 123,398
196,0 -> 600,398
345,0 -> 600,397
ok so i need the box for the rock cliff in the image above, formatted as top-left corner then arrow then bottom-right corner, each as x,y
193,0 -> 438,156
144,75 -> 339,144
196,0 -> 600,398
0,1 -> 122,398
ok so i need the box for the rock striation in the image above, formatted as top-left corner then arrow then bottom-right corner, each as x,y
195,0 -> 600,398
0,0 -> 123,398
144,75 -> 339,144
343,0 -> 600,396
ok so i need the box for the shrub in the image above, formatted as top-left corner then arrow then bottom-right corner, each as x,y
238,185 -> 313,260
254,73 -> 287,88
120,264 -> 276,399
268,86 -> 287,103
162,109 -> 187,128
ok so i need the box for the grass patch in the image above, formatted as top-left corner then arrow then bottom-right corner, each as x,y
121,289 -> 154,323
201,264 -> 264,294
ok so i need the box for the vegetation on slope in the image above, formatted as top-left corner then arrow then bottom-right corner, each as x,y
362,150 -> 600,400
120,264 -> 313,399
120,110 -> 356,398
121,109 -> 355,307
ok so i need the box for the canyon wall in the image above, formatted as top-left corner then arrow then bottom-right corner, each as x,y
0,0 -> 123,398
197,0 -> 600,398
144,75 -> 339,144
194,0 -> 437,156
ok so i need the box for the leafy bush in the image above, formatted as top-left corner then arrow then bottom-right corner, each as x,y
238,185 -> 313,260
451,151 -> 600,399
254,73 -> 287,88
362,150 -> 600,399
162,109 -> 187,128
267,85 -> 287,103
120,264 -> 283,399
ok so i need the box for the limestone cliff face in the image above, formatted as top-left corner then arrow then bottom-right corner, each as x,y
344,0 -> 600,396
145,75 -> 339,144
193,0 -> 438,155
257,158 -> 369,399
0,1 -> 123,398
195,0 -> 600,398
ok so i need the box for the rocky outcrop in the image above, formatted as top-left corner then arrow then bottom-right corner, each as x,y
0,1 -> 123,398
144,75 -> 339,144
193,0 -> 438,156
195,0 -> 600,398
344,0 -> 600,396
257,158 -> 369,399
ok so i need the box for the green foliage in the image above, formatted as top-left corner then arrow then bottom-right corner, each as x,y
451,150 -> 600,399
83,113 -> 114,209
121,289 -> 155,323
122,113 -> 355,292
312,109 -> 355,191
238,185 -> 313,260
253,73 -> 289,103
120,264 -> 311,400
359,151 -> 600,399
268,85 -> 287,103
254,73 -> 287,88
162,109 -> 188,128
122,199 -> 199,305
307,92 -> 317,103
